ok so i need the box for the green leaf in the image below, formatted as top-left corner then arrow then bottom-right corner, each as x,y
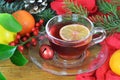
0,72 -> 6,80
10,49 -> 28,66
0,44 -> 16,60
0,13 -> 22,32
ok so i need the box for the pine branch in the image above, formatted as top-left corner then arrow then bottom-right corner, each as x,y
110,0 -> 120,6
33,8 -> 56,31
89,14 -> 120,34
0,0 -> 6,13
33,8 -> 55,22
118,10 -> 120,17
0,0 -> 6,6
64,0 -> 88,17
0,1 -> 24,13
97,0 -> 118,18
91,0 -> 120,34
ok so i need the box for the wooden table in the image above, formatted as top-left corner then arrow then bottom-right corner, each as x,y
0,50 -> 76,80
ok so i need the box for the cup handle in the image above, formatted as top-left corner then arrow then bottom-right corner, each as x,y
89,27 -> 106,46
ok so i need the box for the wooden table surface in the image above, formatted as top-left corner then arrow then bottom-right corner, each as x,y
0,50 -> 76,80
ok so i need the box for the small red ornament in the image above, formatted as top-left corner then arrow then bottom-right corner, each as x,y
39,44 -> 54,60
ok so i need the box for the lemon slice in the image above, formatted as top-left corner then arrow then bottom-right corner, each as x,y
59,24 -> 90,41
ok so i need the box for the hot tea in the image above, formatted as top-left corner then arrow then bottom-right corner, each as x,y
29,14 -> 107,75
48,21 -> 92,59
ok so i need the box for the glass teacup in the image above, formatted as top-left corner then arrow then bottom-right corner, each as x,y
45,14 -> 106,61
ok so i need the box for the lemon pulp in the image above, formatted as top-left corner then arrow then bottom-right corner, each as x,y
59,24 -> 90,41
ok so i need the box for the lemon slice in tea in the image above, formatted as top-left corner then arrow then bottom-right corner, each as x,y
59,24 -> 90,41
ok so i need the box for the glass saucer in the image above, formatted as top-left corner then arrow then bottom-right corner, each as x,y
29,32 -> 108,76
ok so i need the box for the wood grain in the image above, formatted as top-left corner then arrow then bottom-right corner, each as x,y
0,50 -> 75,80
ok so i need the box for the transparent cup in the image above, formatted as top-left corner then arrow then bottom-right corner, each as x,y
45,14 -> 106,61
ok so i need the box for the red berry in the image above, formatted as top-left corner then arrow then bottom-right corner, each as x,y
18,45 -> 24,53
35,22 -> 40,27
33,30 -> 39,36
39,44 -> 54,60
32,41 -> 37,46
26,33 -> 30,37
9,41 -> 16,46
32,27 -> 36,32
31,38 -> 36,42
16,34 -> 21,40
36,27 -> 39,30
22,37 -> 28,41
39,19 -> 44,24
14,39 -> 19,44
35,27 -> 39,31
25,42 -> 31,48
31,38 -> 37,46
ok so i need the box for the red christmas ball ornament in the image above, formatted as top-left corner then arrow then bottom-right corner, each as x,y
39,44 -> 54,60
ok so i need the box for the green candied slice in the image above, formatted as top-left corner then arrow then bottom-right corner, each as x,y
0,72 -> 6,80
0,13 -> 22,32
10,49 -> 28,66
